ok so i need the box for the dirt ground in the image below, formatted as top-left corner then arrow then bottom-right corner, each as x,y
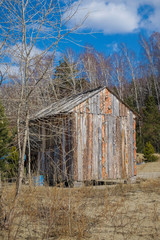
137,154 -> 160,179
0,156 -> 160,240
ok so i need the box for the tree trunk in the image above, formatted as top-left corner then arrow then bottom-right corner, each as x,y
16,111 -> 29,195
28,129 -> 31,185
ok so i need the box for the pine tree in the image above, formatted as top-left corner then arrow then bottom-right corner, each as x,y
4,146 -> 19,178
54,56 -> 78,96
53,56 -> 89,97
0,102 -> 13,178
0,102 -> 10,158
143,142 -> 158,162
142,96 -> 160,152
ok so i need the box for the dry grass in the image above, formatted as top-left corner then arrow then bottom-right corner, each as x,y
136,153 -> 160,165
0,179 -> 160,240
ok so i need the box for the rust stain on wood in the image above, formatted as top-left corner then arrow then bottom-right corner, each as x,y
31,87 -> 137,183
102,115 -> 105,179
133,119 -> 137,176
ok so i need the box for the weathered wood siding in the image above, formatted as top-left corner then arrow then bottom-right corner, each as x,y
35,115 -> 74,183
31,88 -> 137,183
73,88 -> 136,180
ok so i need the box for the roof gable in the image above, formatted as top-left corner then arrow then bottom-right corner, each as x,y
31,86 -> 139,120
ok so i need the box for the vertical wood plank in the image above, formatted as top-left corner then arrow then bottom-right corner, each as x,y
73,112 -> 78,181
133,118 -> 137,176
130,111 -> 134,177
98,115 -> 102,179
105,115 -> 108,178
78,112 -> 83,181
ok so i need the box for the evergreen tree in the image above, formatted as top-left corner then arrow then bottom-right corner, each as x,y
0,102 -> 18,179
143,141 -> 158,162
0,102 -> 10,159
54,56 -> 78,96
142,96 -> 160,152
4,146 -> 19,178
54,56 -> 89,97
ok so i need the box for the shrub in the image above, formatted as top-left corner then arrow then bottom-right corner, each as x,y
0,146 -> 19,179
143,141 -> 158,162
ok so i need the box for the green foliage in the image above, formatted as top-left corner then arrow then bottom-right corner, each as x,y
54,56 -> 78,96
3,147 -> 19,178
141,96 -> 160,152
143,142 -> 158,162
0,102 -> 18,179
54,56 -> 89,97
0,102 -> 11,158
125,97 -> 137,112
126,94 -> 160,153
0,147 -> 19,179
136,134 -> 144,153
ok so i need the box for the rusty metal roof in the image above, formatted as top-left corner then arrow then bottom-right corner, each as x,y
31,86 -> 139,120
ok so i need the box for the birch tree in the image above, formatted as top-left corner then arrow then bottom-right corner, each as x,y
0,0 -> 86,195
121,44 -> 140,112
140,35 -> 160,109
0,0 -> 11,86
110,52 -> 126,100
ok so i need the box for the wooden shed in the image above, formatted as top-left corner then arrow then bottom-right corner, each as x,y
30,87 -> 137,184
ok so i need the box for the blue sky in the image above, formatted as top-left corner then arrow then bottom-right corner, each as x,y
1,0 -> 160,77
58,0 -> 160,58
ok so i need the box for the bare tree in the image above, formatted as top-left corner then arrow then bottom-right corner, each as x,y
0,0 -> 11,86
0,0 -> 87,195
80,47 -> 112,88
110,52 -> 126,99
121,44 -> 140,112
81,48 -> 100,88
95,52 -> 111,87
140,34 -> 160,109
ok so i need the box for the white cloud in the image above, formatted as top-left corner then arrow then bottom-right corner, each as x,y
0,64 -> 20,78
0,44 -> 54,79
7,43 -> 45,62
145,7 -> 160,32
106,42 -> 118,52
65,0 -> 160,34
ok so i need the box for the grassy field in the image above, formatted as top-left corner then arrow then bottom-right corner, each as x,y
0,156 -> 160,240
137,153 -> 160,179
